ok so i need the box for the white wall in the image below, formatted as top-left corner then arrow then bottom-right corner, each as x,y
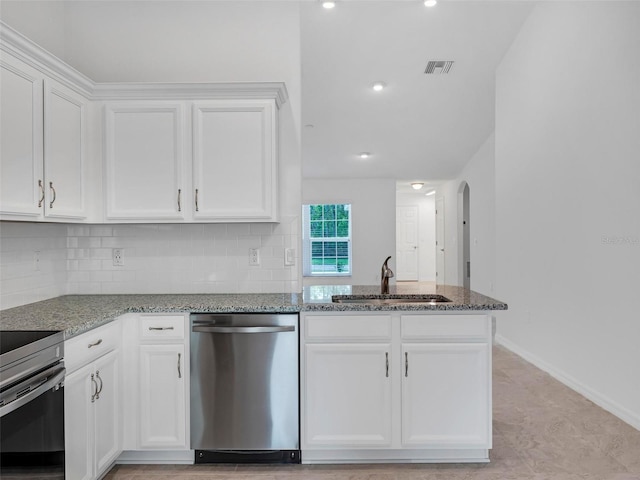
437,133 -> 496,294
495,3 -> 640,429
0,222 -> 68,309
302,178 -> 396,286
396,192 -> 436,282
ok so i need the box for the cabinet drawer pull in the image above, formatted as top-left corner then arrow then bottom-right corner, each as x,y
405,352 -> 409,377
95,370 -> 103,400
177,188 -> 182,212
385,352 -> 389,378
91,373 -> 98,403
177,353 -> 182,379
49,181 -> 56,208
148,326 -> 174,331
38,180 -> 45,207
87,339 -> 103,348
195,188 -> 199,212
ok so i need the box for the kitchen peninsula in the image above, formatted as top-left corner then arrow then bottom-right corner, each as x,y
1,285 -> 506,470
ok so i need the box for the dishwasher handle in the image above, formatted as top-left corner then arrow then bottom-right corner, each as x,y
192,325 -> 295,334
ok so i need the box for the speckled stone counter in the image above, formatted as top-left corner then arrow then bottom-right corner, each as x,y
0,285 -> 507,339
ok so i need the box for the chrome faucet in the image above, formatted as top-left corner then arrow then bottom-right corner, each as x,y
381,256 -> 394,294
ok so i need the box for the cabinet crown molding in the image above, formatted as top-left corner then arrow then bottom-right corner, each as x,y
1,21 -> 94,98
1,21 -> 288,108
92,82 -> 289,108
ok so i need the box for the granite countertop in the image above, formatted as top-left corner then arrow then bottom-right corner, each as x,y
0,285 -> 506,339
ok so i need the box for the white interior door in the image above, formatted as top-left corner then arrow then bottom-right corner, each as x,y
396,206 -> 419,281
436,197 -> 445,285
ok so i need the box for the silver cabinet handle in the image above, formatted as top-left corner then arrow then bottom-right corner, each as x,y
195,188 -> 199,212
177,189 -> 182,212
385,352 -> 389,378
49,181 -> 56,208
192,325 -> 295,334
38,180 -> 45,207
88,339 -> 103,348
148,326 -> 174,331
405,352 -> 409,377
91,373 -> 98,403
95,370 -> 103,400
177,353 -> 182,379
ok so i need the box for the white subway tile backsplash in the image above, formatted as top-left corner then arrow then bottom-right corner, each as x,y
1,219 -> 301,308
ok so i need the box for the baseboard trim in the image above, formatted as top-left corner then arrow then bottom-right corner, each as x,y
495,334 -> 640,431
117,450 -> 194,464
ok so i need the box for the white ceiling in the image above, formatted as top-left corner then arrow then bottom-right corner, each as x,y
300,1 -> 534,183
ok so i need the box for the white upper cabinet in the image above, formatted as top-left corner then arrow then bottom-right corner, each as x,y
103,95 -> 281,223
1,53 -> 44,218
104,103 -> 185,220
192,100 -> 277,222
44,78 -> 87,219
1,21 -> 287,224
1,47 -> 89,221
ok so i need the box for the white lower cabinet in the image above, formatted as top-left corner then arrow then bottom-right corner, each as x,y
121,314 -> 189,455
65,322 -> 121,480
138,344 -> 186,448
301,312 -> 492,463
401,343 -> 489,448
305,343 -> 392,447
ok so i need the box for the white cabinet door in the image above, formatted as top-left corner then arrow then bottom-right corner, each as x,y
0,53 -> 44,218
401,343 -> 490,448
93,350 -> 121,477
104,103 -> 185,220
138,344 -> 186,449
44,78 -> 86,219
304,343 -> 392,447
64,363 -> 94,480
192,100 -> 277,222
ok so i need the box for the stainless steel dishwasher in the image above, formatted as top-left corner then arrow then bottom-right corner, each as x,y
190,313 -> 300,464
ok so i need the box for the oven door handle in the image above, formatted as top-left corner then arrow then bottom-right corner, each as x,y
0,366 -> 65,418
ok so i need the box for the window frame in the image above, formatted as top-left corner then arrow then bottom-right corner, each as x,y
302,203 -> 352,277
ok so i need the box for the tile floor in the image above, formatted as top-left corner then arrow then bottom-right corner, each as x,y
105,345 -> 640,480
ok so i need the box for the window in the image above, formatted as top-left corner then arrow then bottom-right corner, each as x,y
302,204 -> 352,276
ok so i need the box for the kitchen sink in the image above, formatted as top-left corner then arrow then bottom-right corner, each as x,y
331,294 -> 452,305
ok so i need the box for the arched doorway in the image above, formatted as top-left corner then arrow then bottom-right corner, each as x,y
458,182 -> 471,290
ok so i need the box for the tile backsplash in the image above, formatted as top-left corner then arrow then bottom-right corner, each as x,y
0,222 -> 68,310
1,218 -> 300,310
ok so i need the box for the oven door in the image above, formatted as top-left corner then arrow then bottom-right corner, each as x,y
0,363 -> 65,479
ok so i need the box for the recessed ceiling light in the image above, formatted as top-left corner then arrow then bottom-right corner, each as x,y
425,190 -> 436,196
322,1 -> 336,9
411,182 -> 424,190
372,82 -> 386,92
359,152 -> 371,159
424,0 -> 437,7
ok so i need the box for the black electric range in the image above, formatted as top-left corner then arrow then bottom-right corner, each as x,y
0,330 -> 66,478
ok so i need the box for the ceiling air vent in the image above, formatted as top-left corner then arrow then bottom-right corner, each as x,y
424,61 -> 454,75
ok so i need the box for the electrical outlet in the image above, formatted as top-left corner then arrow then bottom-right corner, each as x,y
284,248 -> 295,266
249,248 -> 260,266
112,248 -> 124,266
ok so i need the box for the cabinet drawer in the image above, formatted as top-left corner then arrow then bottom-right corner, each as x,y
139,315 -> 186,341
305,314 -> 392,341
401,315 -> 490,341
65,320 -> 121,374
